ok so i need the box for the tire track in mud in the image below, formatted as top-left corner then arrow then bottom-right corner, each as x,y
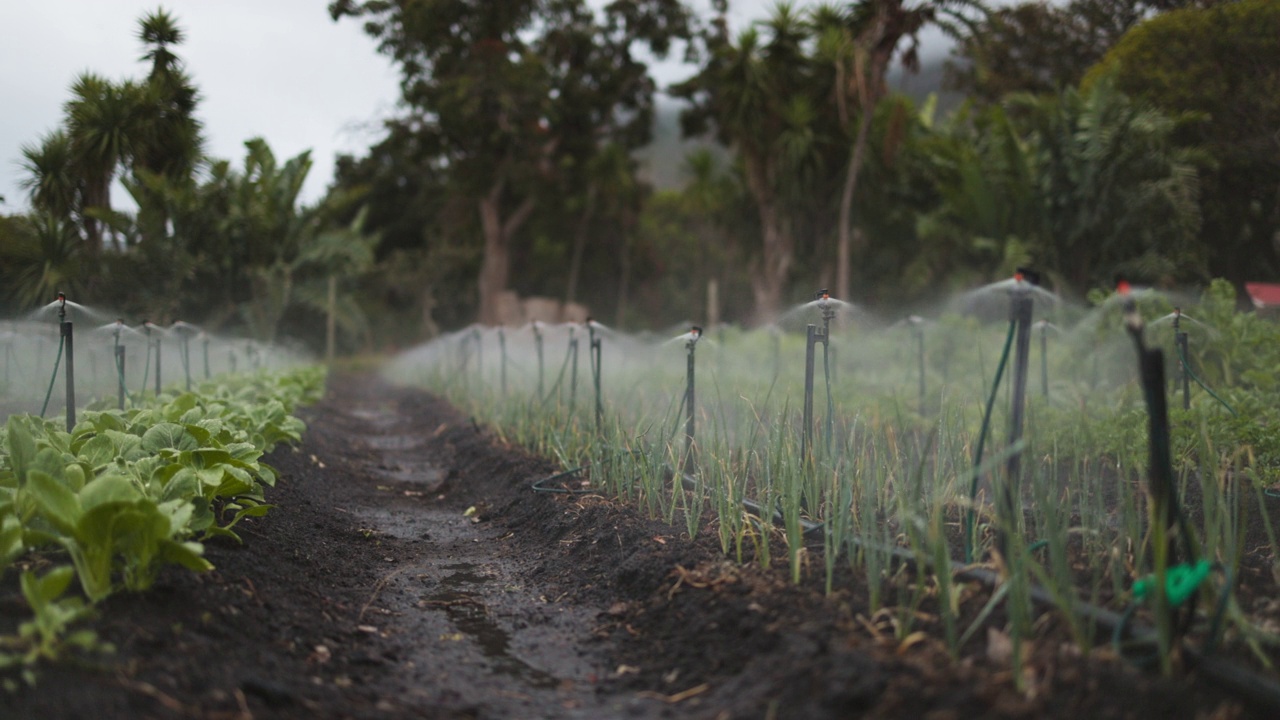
310,381 -> 669,719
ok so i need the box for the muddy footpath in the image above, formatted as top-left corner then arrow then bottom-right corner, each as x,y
0,372 -> 1257,719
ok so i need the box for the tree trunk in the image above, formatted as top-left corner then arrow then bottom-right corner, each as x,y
837,107 -> 874,303
564,180 -> 598,307
477,182 -> 536,326
743,157 -> 791,326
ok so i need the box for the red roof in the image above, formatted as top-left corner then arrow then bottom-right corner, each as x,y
1246,282 -> 1280,309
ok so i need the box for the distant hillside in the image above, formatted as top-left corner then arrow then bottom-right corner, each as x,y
637,56 -> 966,191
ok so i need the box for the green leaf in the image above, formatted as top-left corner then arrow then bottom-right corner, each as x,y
160,469 -> 199,503
140,423 -> 199,453
76,434 -> 119,470
158,540 -> 212,573
22,565 -> 76,607
6,416 -> 37,481
26,470 -> 80,536
0,515 -> 24,568
78,475 -> 140,511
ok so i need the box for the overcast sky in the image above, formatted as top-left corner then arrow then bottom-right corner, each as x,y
0,0 -> 953,214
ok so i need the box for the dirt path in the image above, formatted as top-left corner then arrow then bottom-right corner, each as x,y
0,372 -> 1261,719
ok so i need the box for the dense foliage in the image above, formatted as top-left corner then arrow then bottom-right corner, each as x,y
2,1 -> 1275,343
0,367 -> 323,687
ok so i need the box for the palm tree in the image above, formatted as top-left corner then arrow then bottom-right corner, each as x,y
64,73 -> 146,252
812,0 -> 986,302
131,9 -> 204,247
674,3 -> 823,323
19,130 -> 79,220
0,213 -> 84,309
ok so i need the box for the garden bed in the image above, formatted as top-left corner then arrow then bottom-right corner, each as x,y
0,371 -> 1263,718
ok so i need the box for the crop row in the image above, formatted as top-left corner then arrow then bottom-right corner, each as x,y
390,280 -> 1280,684
0,367 -> 323,688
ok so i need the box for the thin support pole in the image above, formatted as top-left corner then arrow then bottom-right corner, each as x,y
115,344 -> 126,410
535,326 -> 544,400
1177,331 -> 1190,410
801,324 -> 817,461
182,335 -> 192,392
568,333 -> 578,414
685,338 -> 696,475
1040,323 -> 1049,398
62,320 -> 76,433
592,336 -> 603,433
154,336 -> 162,396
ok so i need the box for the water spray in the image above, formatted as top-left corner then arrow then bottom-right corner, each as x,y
909,316 -> 926,411
498,328 -> 507,397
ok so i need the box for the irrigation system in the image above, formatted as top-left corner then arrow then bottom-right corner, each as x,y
388,270 -> 1280,713
0,293 -> 311,425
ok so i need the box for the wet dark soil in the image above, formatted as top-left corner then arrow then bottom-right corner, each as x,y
0,372 -> 1268,718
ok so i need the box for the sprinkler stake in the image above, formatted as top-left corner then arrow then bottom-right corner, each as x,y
1174,309 -> 1190,410
684,326 -> 701,475
58,294 -> 76,432
116,344 -> 126,410
588,319 -> 603,433
998,272 -> 1036,557
568,328 -> 578,414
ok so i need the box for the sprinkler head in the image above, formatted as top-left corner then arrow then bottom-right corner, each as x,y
1114,274 -> 1131,296
1014,267 -> 1041,286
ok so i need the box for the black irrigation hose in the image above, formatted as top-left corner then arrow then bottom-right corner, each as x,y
1174,342 -> 1237,417
530,466 -> 593,494
545,459 -> 1280,715
965,318 -> 1017,563
539,339 -> 577,407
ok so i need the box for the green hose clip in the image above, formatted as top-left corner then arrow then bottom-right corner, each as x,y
1132,559 -> 1212,608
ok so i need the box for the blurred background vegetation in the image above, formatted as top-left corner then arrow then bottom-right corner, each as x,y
1,0 -> 1276,352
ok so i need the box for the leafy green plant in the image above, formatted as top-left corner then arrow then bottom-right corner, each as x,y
0,566 -> 110,690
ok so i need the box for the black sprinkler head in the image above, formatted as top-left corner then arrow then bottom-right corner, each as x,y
1014,267 -> 1041,286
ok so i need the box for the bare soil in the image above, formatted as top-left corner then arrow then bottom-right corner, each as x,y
0,372 -> 1267,719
